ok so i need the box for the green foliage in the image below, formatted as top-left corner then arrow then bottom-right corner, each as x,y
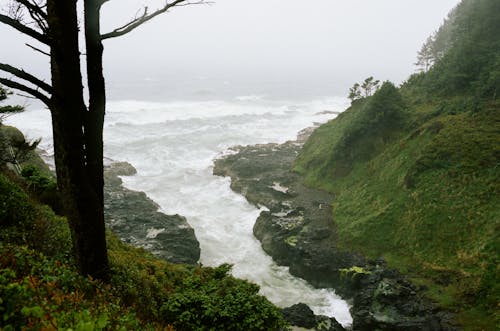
412,0 -> 500,99
108,236 -> 286,330
21,165 -> 60,210
296,81 -> 404,182
160,264 -> 285,330
0,125 -> 41,173
0,85 -> 23,124
0,165 -> 286,330
347,77 -> 380,103
0,85 -> 7,101
414,4 -> 458,72
0,244 -> 146,330
21,165 -> 56,191
348,82 -> 362,102
361,76 -> 380,97
339,266 -> 371,279
415,36 -> 436,71
0,172 -> 70,258
0,173 -> 34,227
0,105 -> 24,114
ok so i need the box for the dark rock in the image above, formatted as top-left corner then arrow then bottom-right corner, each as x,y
282,303 -> 346,331
282,303 -> 317,329
104,162 -> 200,264
315,315 -> 346,331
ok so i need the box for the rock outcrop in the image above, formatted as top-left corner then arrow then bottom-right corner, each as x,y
104,161 -> 200,264
282,303 -> 345,331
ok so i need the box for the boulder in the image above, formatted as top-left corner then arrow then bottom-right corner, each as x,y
282,303 -> 317,329
282,303 -> 345,331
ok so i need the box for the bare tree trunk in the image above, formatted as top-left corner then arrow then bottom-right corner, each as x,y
47,0 -> 109,280
84,0 -> 106,202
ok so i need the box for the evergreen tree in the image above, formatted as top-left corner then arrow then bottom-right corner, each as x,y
361,76 -> 380,97
415,36 -> 435,72
0,85 -> 23,124
348,83 -> 362,103
0,85 -> 37,172
417,0 -> 500,98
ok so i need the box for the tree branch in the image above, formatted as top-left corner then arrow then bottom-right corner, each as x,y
0,13 -> 50,45
14,0 -> 47,19
0,63 -> 52,94
14,0 -> 48,32
101,0 -> 210,40
25,43 -> 50,57
0,78 -> 51,106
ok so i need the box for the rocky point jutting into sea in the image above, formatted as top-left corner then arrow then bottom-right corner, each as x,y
213,129 -> 457,331
104,161 -> 200,264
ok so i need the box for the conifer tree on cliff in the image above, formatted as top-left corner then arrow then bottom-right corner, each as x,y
0,0 -> 207,280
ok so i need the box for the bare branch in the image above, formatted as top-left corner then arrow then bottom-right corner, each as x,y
10,0 -> 48,33
27,9 -> 48,32
14,0 -> 47,19
8,2 -> 24,21
25,43 -> 50,56
0,13 -> 50,45
0,63 -> 52,93
101,0 -> 211,40
0,78 -> 51,106
15,92 -> 39,100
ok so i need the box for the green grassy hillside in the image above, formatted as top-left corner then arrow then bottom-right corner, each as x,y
294,0 -> 499,328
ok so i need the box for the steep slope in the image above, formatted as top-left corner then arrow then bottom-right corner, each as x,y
294,0 -> 499,328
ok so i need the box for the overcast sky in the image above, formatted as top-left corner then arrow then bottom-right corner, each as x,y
1,0 -> 461,100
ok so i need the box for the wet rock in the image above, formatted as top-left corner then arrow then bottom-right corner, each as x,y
348,264 -> 446,330
104,162 -> 200,264
282,303 -> 345,331
283,303 -> 317,329
214,141 -> 364,287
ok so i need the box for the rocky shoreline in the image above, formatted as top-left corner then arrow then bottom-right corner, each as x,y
104,161 -> 200,264
214,135 -> 457,330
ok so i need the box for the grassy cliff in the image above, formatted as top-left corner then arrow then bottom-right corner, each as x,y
294,0 -> 499,328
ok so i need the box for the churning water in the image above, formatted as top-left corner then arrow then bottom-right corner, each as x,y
7,96 -> 353,326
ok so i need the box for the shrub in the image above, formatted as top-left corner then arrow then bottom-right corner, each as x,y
0,173 -> 34,227
108,240 -> 287,330
160,264 -> 286,330
21,165 -> 61,212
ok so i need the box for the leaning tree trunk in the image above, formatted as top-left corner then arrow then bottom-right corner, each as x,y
47,0 -> 109,280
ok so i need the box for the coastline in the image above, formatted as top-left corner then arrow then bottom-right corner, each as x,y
213,132 -> 456,330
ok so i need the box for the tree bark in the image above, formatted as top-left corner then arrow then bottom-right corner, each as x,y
47,0 -> 109,280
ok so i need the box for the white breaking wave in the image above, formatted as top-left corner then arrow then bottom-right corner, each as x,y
6,96 -> 352,326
